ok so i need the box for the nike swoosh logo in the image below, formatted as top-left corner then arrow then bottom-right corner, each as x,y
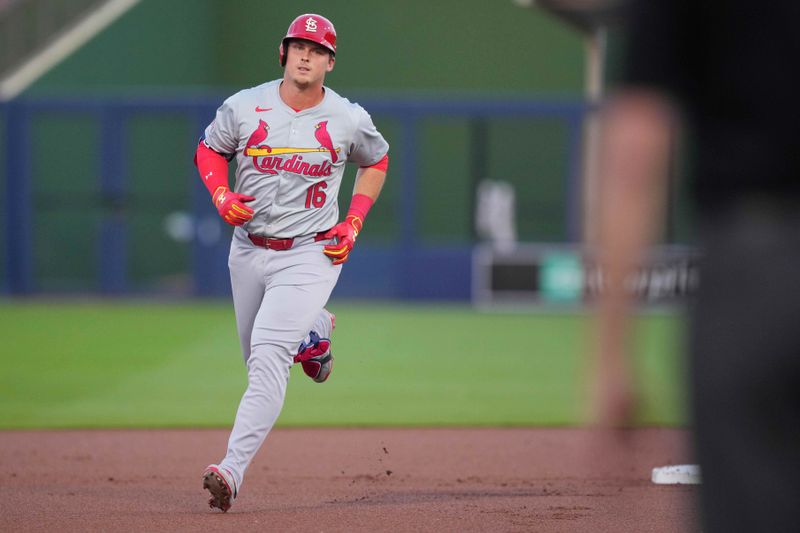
255,106 -> 272,112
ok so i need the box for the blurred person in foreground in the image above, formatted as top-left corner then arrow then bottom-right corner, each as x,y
592,1 -> 800,531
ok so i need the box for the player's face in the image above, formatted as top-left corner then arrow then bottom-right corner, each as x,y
284,40 -> 335,87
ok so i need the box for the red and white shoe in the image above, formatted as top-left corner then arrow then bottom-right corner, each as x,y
294,311 -> 335,383
294,332 -> 333,382
202,464 -> 237,512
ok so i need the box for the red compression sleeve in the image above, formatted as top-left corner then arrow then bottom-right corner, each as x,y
194,141 -> 230,196
347,193 -> 374,221
362,154 -> 389,173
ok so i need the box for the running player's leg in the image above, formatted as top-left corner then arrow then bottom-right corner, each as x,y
219,242 -> 339,490
228,229 -> 266,364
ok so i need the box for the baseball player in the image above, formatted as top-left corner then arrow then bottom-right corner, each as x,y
193,13 -> 389,512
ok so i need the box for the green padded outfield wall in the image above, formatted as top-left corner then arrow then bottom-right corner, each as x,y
13,0 -> 585,291
26,1 -> 584,96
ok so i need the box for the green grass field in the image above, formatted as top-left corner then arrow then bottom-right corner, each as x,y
0,300 -> 687,429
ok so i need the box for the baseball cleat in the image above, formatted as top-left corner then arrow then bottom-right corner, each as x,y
294,331 -> 333,383
202,464 -> 237,512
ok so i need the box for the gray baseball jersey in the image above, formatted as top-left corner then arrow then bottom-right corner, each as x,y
203,79 -> 389,237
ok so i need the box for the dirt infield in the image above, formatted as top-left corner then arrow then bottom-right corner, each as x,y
0,428 -> 698,532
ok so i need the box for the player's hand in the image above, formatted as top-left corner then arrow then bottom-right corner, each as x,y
212,186 -> 255,226
323,214 -> 363,265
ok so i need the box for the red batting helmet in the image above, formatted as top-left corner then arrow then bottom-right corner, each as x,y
279,14 -> 337,67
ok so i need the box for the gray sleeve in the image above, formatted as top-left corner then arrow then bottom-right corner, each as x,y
347,106 -> 389,167
203,97 -> 239,157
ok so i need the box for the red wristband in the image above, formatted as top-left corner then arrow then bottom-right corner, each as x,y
347,193 -> 374,221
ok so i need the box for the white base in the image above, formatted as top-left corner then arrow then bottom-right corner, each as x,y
651,464 -> 702,485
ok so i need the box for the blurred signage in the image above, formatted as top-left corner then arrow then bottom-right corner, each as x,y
472,243 -> 699,306
539,252 -> 584,302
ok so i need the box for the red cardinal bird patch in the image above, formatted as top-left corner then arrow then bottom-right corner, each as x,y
314,121 -> 338,164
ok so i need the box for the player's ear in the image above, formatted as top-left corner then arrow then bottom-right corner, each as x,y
327,55 -> 335,72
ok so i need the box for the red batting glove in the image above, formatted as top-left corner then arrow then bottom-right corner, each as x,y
212,186 -> 255,226
323,214 -> 363,265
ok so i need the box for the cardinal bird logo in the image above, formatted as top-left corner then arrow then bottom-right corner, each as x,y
314,121 -> 338,164
246,120 -> 271,152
